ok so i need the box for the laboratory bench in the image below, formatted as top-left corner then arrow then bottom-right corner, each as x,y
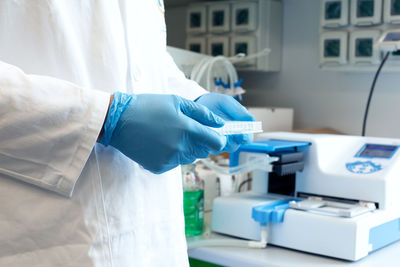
187,232 -> 400,267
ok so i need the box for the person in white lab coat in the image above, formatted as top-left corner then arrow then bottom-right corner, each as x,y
0,1 -> 253,266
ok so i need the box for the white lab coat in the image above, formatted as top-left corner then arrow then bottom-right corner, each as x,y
0,1 -> 207,266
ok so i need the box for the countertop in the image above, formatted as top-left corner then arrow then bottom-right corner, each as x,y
187,233 -> 400,267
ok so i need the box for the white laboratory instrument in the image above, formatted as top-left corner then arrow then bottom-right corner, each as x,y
375,29 -> 400,52
183,0 -> 282,72
319,0 -> 400,71
212,132 -> 400,261
209,121 -> 262,135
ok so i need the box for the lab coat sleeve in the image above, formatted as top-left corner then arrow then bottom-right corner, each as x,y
163,51 -> 208,101
0,61 -> 110,197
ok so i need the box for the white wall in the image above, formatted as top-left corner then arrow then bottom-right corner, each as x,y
241,0 -> 400,137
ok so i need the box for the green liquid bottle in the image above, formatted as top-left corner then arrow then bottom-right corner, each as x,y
182,165 -> 204,236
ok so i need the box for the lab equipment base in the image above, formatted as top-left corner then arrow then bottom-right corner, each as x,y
211,193 -> 400,261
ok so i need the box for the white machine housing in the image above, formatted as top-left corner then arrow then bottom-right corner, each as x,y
375,29 -> 400,53
212,132 -> 400,261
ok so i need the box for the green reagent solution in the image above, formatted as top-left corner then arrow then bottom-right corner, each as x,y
183,190 -> 204,236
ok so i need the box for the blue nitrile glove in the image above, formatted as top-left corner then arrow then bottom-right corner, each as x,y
99,92 -> 227,174
195,93 -> 255,152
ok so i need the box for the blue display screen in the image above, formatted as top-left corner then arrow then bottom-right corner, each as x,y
357,144 -> 398,158
384,32 -> 400,42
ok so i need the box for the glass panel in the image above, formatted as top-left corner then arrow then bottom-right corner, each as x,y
358,144 -> 398,158
392,0 -> 400,15
190,12 -> 201,28
235,42 -> 248,54
324,39 -> 341,57
236,8 -> 249,25
356,38 -> 373,57
211,43 -> 224,56
189,44 -> 201,53
325,1 -> 342,20
212,10 -> 225,26
357,0 -> 374,18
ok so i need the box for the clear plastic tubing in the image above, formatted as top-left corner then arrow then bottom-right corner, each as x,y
209,121 -> 263,135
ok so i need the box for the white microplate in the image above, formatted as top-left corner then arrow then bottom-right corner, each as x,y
210,121 -> 263,135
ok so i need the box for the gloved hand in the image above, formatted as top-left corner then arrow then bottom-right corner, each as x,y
195,93 -> 255,152
100,92 -> 227,174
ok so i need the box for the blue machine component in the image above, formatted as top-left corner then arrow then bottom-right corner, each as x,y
369,217 -> 400,253
252,199 -> 298,226
230,139 -> 311,167
346,161 -> 382,174
214,78 -> 243,89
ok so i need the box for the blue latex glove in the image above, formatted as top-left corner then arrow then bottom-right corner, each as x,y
99,92 -> 227,174
195,93 -> 255,152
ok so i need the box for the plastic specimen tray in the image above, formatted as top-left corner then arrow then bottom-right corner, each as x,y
210,121 -> 263,135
